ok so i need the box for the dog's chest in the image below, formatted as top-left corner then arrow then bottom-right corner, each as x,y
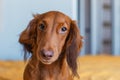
38,69 -> 70,80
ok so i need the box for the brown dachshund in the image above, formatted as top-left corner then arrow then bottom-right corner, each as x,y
19,11 -> 82,80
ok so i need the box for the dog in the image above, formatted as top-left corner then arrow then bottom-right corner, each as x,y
19,11 -> 82,80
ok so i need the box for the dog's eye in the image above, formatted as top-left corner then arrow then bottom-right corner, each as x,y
39,23 -> 45,30
62,27 -> 67,31
59,27 -> 67,34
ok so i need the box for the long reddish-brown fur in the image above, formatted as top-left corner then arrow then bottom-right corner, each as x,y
19,11 -> 82,80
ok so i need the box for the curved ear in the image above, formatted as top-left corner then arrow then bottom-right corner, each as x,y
65,21 -> 83,77
19,17 -> 38,60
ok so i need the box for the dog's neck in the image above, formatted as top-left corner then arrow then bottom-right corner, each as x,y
25,56 -> 73,80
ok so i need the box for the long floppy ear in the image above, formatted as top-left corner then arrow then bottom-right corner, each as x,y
19,17 -> 38,60
65,21 -> 83,77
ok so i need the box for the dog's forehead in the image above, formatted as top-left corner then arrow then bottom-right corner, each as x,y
42,11 -> 71,23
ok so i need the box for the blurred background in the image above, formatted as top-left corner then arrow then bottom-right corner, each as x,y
0,0 -> 120,60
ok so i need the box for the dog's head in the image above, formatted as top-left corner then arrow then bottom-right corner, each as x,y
19,11 -> 82,76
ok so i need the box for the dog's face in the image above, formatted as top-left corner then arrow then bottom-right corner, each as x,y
19,11 -> 82,68
36,12 -> 71,64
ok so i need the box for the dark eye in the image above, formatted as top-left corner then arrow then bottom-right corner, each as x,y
39,23 -> 45,30
61,27 -> 67,31
59,27 -> 67,34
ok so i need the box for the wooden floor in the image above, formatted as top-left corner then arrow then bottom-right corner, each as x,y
0,56 -> 120,80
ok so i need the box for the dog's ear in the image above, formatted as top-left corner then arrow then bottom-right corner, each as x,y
65,21 -> 83,77
19,16 -> 39,60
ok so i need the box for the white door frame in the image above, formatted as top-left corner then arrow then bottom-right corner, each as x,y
112,0 -> 120,55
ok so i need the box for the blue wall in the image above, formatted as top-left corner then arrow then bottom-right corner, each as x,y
0,0 -> 74,60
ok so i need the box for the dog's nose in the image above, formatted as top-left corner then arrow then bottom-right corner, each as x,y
41,49 -> 54,59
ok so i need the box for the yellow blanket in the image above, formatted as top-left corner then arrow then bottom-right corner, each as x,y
0,56 -> 120,80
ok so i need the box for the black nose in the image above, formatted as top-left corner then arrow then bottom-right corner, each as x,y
40,49 -> 54,59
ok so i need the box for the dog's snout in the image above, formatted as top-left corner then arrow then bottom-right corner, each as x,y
41,49 -> 54,59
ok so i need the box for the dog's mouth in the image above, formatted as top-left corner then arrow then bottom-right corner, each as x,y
38,55 -> 53,65
40,58 -> 53,64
